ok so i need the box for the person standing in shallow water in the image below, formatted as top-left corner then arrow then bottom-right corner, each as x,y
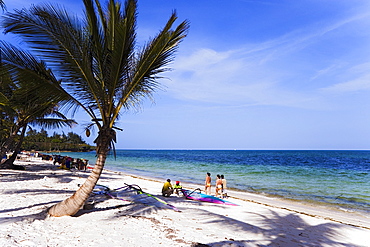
215,174 -> 222,197
221,174 -> 227,198
205,172 -> 211,195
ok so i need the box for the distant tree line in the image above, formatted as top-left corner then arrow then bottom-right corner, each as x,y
22,129 -> 94,152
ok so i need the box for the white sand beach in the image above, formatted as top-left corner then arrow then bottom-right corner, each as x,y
1,159 -> 369,247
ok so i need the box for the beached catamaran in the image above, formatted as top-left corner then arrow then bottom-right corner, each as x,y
181,188 -> 238,206
94,184 -> 179,211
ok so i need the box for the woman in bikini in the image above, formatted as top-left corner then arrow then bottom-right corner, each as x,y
215,174 -> 223,197
205,172 -> 211,195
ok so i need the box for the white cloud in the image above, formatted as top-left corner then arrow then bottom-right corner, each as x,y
310,64 -> 343,81
240,11 -> 370,64
319,62 -> 370,93
164,8 -> 370,110
320,74 -> 370,94
166,47 -> 323,109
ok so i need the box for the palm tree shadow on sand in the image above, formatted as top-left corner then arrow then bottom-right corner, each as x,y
190,208 -> 360,247
74,191 -> 172,217
0,184 -> 361,247
75,193 -> 359,246
0,200 -> 61,224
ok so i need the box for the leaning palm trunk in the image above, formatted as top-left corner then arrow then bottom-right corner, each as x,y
0,125 -> 26,170
48,131 -> 111,217
0,124 -> 22,164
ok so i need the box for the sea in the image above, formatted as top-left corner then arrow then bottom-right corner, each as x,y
54,149 -> 370,214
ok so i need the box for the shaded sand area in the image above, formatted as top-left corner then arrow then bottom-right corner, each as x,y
1,160 -> 369,246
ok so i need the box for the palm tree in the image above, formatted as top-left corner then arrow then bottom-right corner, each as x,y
2,0 -> 189,216
0,42 -> 76,169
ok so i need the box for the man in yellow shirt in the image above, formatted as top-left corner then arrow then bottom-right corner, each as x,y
162,179 -> 173,197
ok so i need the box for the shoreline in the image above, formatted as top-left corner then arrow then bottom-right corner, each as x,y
103,164 -> 370,218
1,160 -> 369,246
50,149 -> 370,218
102,167 -> 370,231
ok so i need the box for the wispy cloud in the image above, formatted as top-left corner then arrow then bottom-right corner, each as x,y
319,62 -> 370,93
166,47 -> 321,109
239,10 -> 370,64
320,74 -> 370,94
166,9 -> 370,110
310,64 -> 343,81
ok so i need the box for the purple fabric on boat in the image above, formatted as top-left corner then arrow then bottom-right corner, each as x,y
181,189 -> 238,206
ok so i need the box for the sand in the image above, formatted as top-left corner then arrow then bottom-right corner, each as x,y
1,159 -> 369,247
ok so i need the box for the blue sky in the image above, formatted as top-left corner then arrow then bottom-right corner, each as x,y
3,0 -> 370,150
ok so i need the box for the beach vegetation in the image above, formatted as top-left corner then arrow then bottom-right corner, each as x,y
0,42 -> 76,169
2,0 -> 189,216
22,129 -> 93,152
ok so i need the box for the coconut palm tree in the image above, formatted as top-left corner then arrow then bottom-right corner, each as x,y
2,0 -> 189,216
0,42 -> 76,169
0,100 -> 76,169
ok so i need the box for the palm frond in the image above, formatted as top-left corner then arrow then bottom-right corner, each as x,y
3,4 -> 96,106
0,0 -> 5,11
0,91 -> 9,105
31,118 -> 76,129
0,91 -> 15,114
118,12 -> 189,112
0,41 -> 68,103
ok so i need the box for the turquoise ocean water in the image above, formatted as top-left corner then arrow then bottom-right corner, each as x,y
56,150 -> 370,214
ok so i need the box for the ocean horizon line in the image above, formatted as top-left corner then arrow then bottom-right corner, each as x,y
108,148 -> 370,151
